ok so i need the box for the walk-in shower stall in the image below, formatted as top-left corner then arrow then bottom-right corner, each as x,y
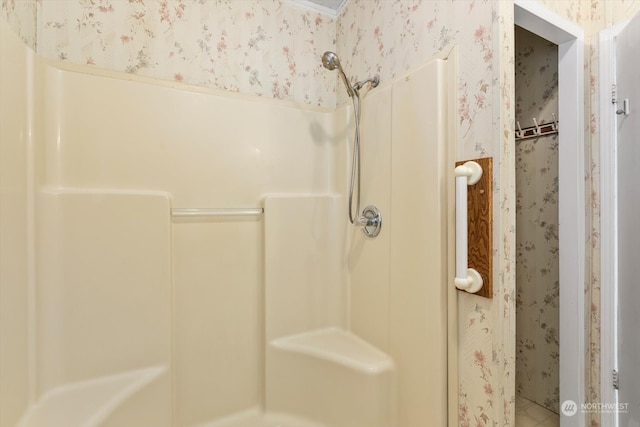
1,17 -> 455,427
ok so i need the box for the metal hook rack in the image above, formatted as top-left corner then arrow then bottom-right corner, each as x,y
515,114 -> 559,141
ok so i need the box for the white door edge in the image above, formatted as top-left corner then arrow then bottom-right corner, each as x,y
599,18 -> 637,427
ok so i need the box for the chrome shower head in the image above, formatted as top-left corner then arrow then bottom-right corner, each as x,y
321,51 -> 354,97
321,51 -> 340,71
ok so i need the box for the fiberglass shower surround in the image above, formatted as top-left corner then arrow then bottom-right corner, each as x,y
1,15 -> 454,425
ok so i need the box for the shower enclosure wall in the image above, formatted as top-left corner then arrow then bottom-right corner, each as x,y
0,19 -> 455,427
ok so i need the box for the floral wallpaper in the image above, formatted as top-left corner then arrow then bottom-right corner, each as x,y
9,0 -> 337,108
3,1 -> 640,426
1,0 -> 36,48
336,0 -> 496,152
514,25 -> 560,414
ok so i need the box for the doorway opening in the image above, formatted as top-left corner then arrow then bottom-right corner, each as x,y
514,2 -> 585,426
514,24 -> 560,426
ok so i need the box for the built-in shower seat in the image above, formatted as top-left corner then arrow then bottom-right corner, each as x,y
266,327 -> 395,427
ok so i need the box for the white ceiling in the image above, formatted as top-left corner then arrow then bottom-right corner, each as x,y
306,0 -> 348,11
288,0 -> 349,16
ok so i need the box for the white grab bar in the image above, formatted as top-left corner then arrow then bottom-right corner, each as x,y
454,161 -> 484,293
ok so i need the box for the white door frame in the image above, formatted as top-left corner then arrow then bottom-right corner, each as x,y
599,20 -> 630,427
514,2 -> 585,426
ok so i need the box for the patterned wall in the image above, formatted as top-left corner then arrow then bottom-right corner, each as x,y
1,0 -> 36,48
8,0 -> 338,108
514,25 -> 559,413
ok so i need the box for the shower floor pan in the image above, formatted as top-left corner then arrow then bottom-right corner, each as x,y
17,329 -> 394,427
195,407 -> 327,427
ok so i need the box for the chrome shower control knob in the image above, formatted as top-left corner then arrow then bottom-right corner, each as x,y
360,205 -> 382,238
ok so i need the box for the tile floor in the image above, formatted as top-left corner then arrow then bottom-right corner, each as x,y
515,395 -> 560,426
